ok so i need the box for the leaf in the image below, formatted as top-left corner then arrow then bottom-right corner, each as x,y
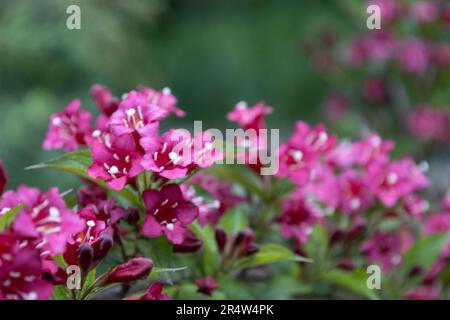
78,268 -> 97,300
303,224 -> 328,269
233,244 -> 312,270
190,222 -> 219,275
51,285 -> 71,300
0,205 -> 23,231
25,150 -> 142,209
400,233 -> 450,286
219,204 -> 249,234
206,164 -> 268,200
322,268 -> 380,300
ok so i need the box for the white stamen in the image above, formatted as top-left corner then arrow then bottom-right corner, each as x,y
387,172 -> 398,185
52,117 -> 62,126
126,108 -> 136,117
92,130 -> 101,137
236,101 -> 247,109
166,223 -> 174,231
86,220 -> 96,227
113,153 -> 120,160
162,87 -> 171,95
9,271 -> 21,278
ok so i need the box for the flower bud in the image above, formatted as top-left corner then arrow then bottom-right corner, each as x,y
78,243 -> 94,274
173,231 -> 203,253
215,228 -> 227,253
195,276 -> 219,296
102,257 -> 153,285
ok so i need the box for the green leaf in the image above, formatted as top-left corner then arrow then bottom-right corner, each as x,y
322,268 -> 380,300
0,205 -> 23,231
190,222 -> 219,275
400,233 -> 450,286
51,285 -> 71,300
219,204 -> 249,234
303,224 -> 328,269
206,164 -> 268,200
233,244 -> 312,270
25,150 -> 142,209
78,268 -> 97,300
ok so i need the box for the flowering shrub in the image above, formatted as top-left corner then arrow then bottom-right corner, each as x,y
0,79 -> 449,300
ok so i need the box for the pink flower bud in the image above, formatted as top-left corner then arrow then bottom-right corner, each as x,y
103,257 -> 153,285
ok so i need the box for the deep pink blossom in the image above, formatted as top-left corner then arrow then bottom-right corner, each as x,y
403,194 -> 429,219
362,76 -> 389,104
352,133 -> 394,166
277,122 -> 336,184
278,190 -> 320,244
408,107 -> 450,143
368,0 -> 402,24
43,99 -> 92,152
361,231 -> 411,271
90,84 -> 120,116
138,85 -> 185,117
195,276 -> 219,296
108,90 -> 167,137
405,285 -> 440,300
141,129 -> 192,179
0,232 -> 54,300
141,184 -> 199,244
396,39 -> 429,75
124,282 -> 169,300
367,158 -> 429,207
63,207 -> 113,273
0,186 -> 84,256
172,230 -> 203,253
227,101 -> 272,131
88,133 -> 144,190
338,169 -> 374,214
410,1 -> 439,24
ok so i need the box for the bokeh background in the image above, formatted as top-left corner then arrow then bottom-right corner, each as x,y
1,0 -> 449,194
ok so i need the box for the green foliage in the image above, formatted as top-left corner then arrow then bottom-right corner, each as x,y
0,205 -> 23,231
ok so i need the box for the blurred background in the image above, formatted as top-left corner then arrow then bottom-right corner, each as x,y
1,0 -> 449,195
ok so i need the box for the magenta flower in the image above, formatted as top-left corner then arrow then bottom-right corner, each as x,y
227,101 -> 272,131
361,231 -> 411,271
277,121 -> 336,184
63,207 -> 113,273
278,190 -> 320,244
0,232 -> 54,300
90,84 -> 120,116
88,133 -> 144,190
338,169 -> 374,214
0,160 -> 7,195
141,129 -> 192,179
396,39 -> 430,75
195,276 -> 219,296
410,1 -> 439,24
362,76 -> 389,104
368,0 -> 402,24
138,85 -> 185,117
141,184 -> 199,244
108,90 -> 167,137
403,194 -> 429,219
0,186 -> 84,257
43,99 -> 92,152
173,230 -> 203,253
124,282 -> 169,300
408,107 -> 450,143
352,133 -> 394,166
367,158 -> 429,207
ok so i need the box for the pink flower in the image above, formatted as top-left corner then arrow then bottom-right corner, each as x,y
141,129 -> 192,179
88,133 -> 144,190
0,186 -> 84,256
323,92 -> 348,121
367,158 -> 429,207
396,39 -> 429,75
306,164 -> 340,210
338,169 -> 374,214
362,76 -> 389,104
278,190 -> 320,244
63,207 -> 113,273
366,31 -> 396,62
141,184 -> 199,244
184,173 -> 244,225
90,84 -> 120,116
108,90 -> 167,137
0,160 -> 7,195
405,285 -> 440,300
43,99 -> 92,152
410,1 -> 439,24
408,107 -> 450,143
227,101 -> 272,131
277,122 -> 336,184
403,194 -> 429,219
368,0 -> 402,24
361,231 -> 411,271
138,85 -> 185,117
125,282 -> 169,300
0,232 -> 54,300
172,230 -> 203,253
352,133 -> 394,166
195,276 -> 219,296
